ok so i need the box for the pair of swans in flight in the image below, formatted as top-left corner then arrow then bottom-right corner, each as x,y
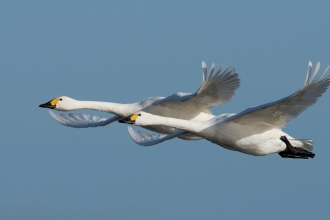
39,61 -> 330,159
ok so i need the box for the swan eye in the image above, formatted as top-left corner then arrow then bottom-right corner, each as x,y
138,114 -> 141,116
60,99 -> 62,101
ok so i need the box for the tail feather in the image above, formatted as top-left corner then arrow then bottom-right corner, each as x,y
293,139 -> 314,151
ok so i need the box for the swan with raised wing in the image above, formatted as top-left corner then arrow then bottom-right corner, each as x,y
39,61 -> 240,140
119,62 -> 329,158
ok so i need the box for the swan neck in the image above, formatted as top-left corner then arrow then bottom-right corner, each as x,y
76,101 -> 135,117
145,115 -> 206,133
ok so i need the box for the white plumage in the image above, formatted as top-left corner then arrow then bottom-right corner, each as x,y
39,62 -> 240,140
122,62 -> 329,157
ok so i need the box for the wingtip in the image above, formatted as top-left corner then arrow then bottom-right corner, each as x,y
48,110 -> 56,118
202,61 -> 206,68
127,126 -> 134,133
127,126 -> 142,144
305,61 -> 313,84
211,63 -> 215,69
127,126 -> 141,137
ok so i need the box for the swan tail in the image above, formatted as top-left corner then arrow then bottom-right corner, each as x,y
291,138 -> 314,152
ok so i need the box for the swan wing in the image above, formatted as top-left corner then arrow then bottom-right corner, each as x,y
127,126 -> 187,146
158,62 -> 240,109
228,62 -> 330,127
49,110 -> 121,128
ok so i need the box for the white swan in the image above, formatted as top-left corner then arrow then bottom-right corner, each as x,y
39,61 -> 240,140
119,62 -> 330,158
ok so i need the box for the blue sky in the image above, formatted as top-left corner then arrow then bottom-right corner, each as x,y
1,1 -> 330,219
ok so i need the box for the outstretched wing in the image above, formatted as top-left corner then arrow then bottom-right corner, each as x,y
228,62 -> 330,127
127,127 -> 187,146
158,61 -> 240,109
49,110 -> 121,128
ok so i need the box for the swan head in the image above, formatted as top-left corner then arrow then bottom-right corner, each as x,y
39,96 -> 78,111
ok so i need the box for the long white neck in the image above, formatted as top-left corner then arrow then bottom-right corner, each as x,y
73,101 -> 138,117
140,113 -> 210,134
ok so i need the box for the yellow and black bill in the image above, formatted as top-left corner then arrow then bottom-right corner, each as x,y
118,114 -> 140,124
39,98 -> 60,109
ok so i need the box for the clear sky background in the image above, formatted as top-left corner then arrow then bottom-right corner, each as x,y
1,1 -> 330,219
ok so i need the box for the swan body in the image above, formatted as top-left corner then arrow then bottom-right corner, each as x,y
39,62 -> 240,140
120,62 -> 330,157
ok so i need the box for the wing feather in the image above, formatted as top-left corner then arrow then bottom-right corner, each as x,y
49,110 -> 121,128
127,127 -> 187,146
158,62 -> 240,109
228,62 -> 330,127
202,61 -> 207,82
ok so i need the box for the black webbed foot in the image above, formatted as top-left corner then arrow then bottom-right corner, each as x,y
278,136 -> 315,159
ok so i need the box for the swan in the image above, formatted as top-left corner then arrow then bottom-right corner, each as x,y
119,62 -> 330,159
39,61 -> 240,140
